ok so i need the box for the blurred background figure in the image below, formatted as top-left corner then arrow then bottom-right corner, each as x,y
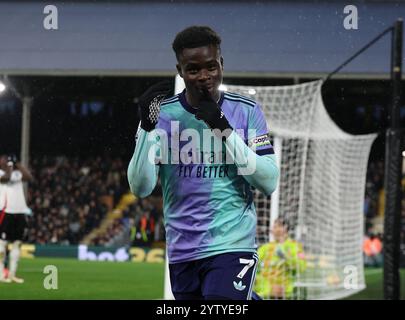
254,218 -> 306,299
0,154 -> 33,284
363,232 -> 383,268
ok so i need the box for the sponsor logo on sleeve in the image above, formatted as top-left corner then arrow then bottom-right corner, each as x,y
248,133 -> 271,149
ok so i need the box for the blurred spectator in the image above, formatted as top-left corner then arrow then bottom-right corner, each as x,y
363,233 -> 383,267
363,159 -> 391,233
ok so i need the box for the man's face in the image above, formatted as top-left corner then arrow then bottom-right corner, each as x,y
176,44 -> 223,101
271,221 -> 288,241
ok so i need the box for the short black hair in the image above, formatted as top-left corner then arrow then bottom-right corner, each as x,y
172,26 -> 221,60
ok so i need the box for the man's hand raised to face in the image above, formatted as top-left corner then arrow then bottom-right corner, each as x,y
195,88 -> 232,136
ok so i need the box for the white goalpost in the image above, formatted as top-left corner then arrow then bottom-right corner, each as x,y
164,78 -> 375,300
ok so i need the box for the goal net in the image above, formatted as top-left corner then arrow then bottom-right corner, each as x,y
227,80 -> 377,300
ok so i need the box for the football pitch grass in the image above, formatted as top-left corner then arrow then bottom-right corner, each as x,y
0,258 -> 404,300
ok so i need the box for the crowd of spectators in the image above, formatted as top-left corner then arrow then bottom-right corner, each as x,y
127,197 -> 165,246
91,219 -> 128,247
362,158 -> 405,266
26,155 -> 127,245
363,159 -> 405,232
363,160 -> 385,233
91,195 -> 165,247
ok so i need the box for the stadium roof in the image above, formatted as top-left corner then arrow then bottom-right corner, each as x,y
0,0 -> 404,78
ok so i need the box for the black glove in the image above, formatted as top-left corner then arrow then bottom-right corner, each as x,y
139,81 -> 172,132
195,89 -> 232,133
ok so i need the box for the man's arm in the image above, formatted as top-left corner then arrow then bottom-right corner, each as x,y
128,81 -> 171,197
0,162 -> 13,183
15,163 -> 33,182
194,92 -> 279,195
127,127 -> 160,198
224,131 -> 279,196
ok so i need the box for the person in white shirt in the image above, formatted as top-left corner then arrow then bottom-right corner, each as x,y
0,154 -> 33,284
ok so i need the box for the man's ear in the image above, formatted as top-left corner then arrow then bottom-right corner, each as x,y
176,64 -> 183,78
220,56 -> 224,70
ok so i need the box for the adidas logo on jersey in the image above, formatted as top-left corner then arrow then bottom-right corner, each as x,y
233,280 -> 246,291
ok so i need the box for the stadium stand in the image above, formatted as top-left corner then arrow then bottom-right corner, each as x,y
26,155 -> 125,244
364,160 -> 385,235
89,194 -> 164,247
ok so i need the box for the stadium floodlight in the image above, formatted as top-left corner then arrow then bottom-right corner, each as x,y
402,150 -> 405,157
0,81 -> 6,94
